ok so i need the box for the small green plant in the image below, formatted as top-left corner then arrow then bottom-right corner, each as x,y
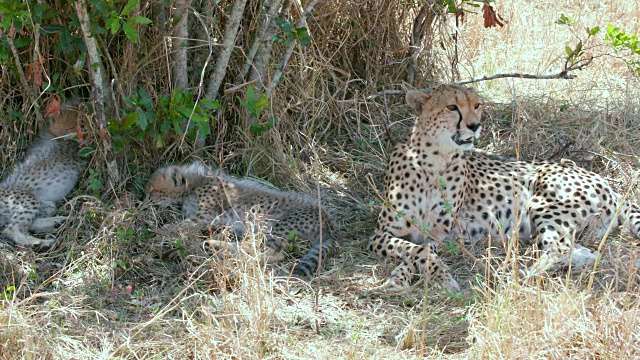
171,239 -> 186,258
556,15 -> 640,75
441,239 -> 460,255
273,17 -> 312,46
104,0 -> 152,44
87,168 -> 103,195
287,229 -> 300,253
109,88 -> 218,151
238,85 -> 277,136
605,25 -> 640,74
1,285 -> 15,301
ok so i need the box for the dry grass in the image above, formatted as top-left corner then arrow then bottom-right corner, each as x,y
2,0 -> 640,358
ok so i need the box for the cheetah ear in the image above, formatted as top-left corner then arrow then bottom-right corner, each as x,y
170,167 -> 184,187
406,90 -> 431,114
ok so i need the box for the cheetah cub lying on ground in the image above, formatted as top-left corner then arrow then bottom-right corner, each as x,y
0,106 -> 87,249
145,161 -> 340,276
370,84 -> 640,292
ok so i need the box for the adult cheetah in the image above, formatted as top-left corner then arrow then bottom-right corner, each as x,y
0,106 -> 87,249
370,84 -> 640,291
144,161 -> 340,276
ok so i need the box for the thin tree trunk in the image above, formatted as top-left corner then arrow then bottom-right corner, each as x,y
239,0 -> 284,81
265,0 -> 322,96
173,0 -> 192,90
6,36 -> 44,123
407,3 -> 436,86
250,0 -> 293,88
204,0 -> 249,100
75,0 -> 119,186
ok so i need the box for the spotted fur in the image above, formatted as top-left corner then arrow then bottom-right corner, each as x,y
0,107 -> 87,249
370,84 -> 640,291
144,161 -> 340,276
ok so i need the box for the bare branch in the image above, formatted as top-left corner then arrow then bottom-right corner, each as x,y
369,57 -> 594,98
265,0 -> 322,96
205,0 -> 249,100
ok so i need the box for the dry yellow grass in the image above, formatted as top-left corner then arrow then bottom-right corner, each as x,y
1,0 -> 640,358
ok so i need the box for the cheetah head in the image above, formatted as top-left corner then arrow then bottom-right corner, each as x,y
47,107 -> 88,139
406,84 -> 483,151
144,166 -> 188,207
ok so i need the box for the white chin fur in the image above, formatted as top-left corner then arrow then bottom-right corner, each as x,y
458,142 -> 475,151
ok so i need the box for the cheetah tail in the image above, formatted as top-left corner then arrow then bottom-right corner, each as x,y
291,234 -> 340,276
626,203 -> 640,239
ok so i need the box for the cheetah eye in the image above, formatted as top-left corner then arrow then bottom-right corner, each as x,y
474,103 -> 482,109
446,105 -> 458,111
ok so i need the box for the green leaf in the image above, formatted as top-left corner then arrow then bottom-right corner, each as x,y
196,121 -> 211,137
136,110 -> 148,130
122,0 -> 139,16
275,18 -> 293,34
255,94 -> 269,111
129,16 -> 152,25
294,27 -> 311,46
123,19 -> 138,43
199,99 -> 220,111
78,147 -> 94,158
587,26 -> 600,36
107,16 -> 121,34
565,46 -> 573,57
57,28 -> 73,54
39,25 -> 65,34
250,123 -> 271,136
574,40 -> 583,56
121,111 -> 138,129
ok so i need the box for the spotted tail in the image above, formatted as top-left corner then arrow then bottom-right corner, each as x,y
625,203 -> 640,238
291,233 -> 340,276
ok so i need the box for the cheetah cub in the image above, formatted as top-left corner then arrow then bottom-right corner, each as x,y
0,107 -> 87,249
144,161 -> 340,276
370,84 -> 640,292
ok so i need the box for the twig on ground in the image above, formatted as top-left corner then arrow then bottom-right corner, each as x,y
205,0 -> 249,100
265,0 -> 322,96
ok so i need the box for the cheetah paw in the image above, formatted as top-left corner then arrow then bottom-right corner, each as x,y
32,238 -> 57,252
31,216 -> 68,234
380,278 -> 411,293
444,278 -> 461,292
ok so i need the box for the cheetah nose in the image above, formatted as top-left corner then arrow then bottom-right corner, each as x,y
467,122 -> 481,132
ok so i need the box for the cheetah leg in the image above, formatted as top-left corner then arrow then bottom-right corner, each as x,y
2,226 -> 56,248
38,201 -> 57,217
30,216 -> 68,234
370,230 -> 459,292
528,229 -> 598,276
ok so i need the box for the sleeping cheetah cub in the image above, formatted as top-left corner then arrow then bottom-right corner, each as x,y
370,84 -> 640,291
0,106 -> 87,249
144,161 -> 340,276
